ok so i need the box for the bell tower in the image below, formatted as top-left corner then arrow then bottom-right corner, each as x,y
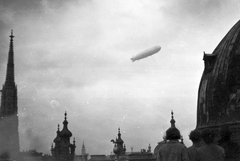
111,128 -> 126,158
0,30 -> 20,160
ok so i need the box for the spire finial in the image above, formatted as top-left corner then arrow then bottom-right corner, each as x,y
118,127 -> 121,137
170,110 -> 176,128
10,30 -> 14,40
65,111 -> 67,120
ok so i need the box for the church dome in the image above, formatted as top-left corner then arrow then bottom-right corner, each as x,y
59,112 -> 72,137
53,124 -> 61,143
197,20 -> 240,128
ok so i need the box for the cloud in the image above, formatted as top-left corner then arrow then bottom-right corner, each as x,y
1,0 -> 240,155
24,128 -> 46,151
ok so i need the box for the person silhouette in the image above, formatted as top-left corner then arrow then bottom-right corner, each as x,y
187,130 -> 202,161
195,129 -> 225,161
157,127 -> 189,161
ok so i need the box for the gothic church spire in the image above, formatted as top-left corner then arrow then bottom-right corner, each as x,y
0,30 -> 20,160
5,30 -> 15,87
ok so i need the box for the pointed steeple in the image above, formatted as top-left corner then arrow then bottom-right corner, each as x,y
1,30 -> 18,116
0,30 -> 20,160
82,141 -> 86,155
170,110 -> 176,128
5,30 -> 15,87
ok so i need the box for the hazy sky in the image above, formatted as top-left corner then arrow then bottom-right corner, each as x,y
0,0 -> 240,155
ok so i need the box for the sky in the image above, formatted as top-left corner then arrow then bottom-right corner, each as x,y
0,0 -> 240,155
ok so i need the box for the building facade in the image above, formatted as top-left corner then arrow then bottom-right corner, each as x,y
0,30 -> 20,161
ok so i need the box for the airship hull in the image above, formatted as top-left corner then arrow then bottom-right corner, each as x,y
131,46 -> 161,62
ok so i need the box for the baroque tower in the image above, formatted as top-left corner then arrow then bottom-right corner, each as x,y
81,142 -> 86,156
111,128 -> 126,157
80,142 -> 88,161
51,112 -> 76,161
0,30 -> 20,160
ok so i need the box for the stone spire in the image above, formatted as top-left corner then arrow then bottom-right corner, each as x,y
5,30 -> 15,87
1,30 -> 18,116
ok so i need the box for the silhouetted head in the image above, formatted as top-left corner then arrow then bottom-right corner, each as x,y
201,129 -> 215,144
166,128 -> 181,140
189,129 -> 201,143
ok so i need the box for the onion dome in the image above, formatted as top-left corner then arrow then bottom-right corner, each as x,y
59,112 -> 72,137
166,110 -> 180,135
53,124 -> 61,143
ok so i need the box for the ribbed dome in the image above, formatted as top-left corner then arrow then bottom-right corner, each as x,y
197,20 -> 240,128
59,112 -> 72,137
211,20 -> 240,82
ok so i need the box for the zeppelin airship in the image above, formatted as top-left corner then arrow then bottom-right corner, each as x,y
131,45 -> 161,62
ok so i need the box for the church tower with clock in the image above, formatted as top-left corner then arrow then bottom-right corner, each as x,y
0,30 -> 20,160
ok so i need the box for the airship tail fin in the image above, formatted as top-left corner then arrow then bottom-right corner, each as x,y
130,58 -> 135,62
